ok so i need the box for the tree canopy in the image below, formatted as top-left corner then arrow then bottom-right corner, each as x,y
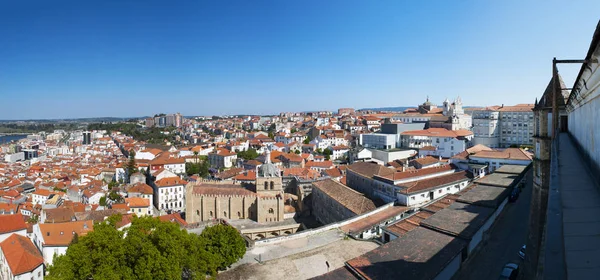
47,216 -> 246,280
237,148 -> 259,160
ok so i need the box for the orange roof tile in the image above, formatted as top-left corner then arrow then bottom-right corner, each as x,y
39,221 -> 93,246
0,214 -> 27,234
0,234 -> 44,276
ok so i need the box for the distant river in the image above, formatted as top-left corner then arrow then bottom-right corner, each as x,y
0,134 -> 28,144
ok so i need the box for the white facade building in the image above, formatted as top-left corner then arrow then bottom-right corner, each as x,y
400,128 -> 474,158
360,133 -> 398,150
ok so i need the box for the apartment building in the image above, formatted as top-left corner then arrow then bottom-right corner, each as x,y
472,104 -> 534,148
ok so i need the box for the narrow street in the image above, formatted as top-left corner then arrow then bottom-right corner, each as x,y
454,170 -> 532,280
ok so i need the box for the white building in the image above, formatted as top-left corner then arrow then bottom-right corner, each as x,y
458,148 -> 533,173
4,152 -> 24,163
359,133 -> 398,150
400,128 -> 474,158
472,109 -> 500,148
208,148 -> 237,169
153,176 -> 187,212
0,234 -> 44,280
32,221 -> 93,266
330,145 -> 350,160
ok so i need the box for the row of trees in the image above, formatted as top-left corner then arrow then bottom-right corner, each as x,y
47,215 -> 247,280
88,123 -> 174,144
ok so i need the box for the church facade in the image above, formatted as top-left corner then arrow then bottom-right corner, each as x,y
185,149 -> 285,224
393,97 -> 472,131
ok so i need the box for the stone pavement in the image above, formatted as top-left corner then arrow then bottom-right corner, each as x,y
557,134 -> 600,279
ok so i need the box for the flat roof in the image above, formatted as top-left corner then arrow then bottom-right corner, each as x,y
420,202 -> 496,240
346,227 -> 467,280
475,172 -> 519,188
456,184 -> 511,208
494,164 -> 529,175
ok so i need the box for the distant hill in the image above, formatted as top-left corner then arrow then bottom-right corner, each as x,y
357,106 -> 412,112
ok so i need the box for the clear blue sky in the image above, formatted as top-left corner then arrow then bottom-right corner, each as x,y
1,1 -> 599,119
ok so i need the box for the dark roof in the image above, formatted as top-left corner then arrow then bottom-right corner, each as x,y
44,207 -> 75,223
346,227 -> 467,280
420,202 -> 495,240
312,179 -> 377,215
494,164 -> 529,175
456,184 -> 510,208
536,73 -> 569,109
475,172 -> 519,188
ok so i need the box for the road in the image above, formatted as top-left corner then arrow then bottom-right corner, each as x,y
454,170 -> 532,280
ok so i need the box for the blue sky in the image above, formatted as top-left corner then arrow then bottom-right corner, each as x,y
1,1 -> 599,119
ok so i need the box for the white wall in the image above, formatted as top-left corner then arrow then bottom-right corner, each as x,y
0,229 -> 27,243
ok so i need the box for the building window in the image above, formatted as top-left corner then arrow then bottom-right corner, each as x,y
237,211 -> 241,218
270,181 -> 274,190
209,211 -> 213,217
224,211 -> 227,217
268,208 -> 274,214
264,182 -> 268,189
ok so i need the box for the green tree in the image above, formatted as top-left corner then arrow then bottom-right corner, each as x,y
237,148 -> 259,160
200,224 -> 247,270
325,154 -> 331,160
108,191 -> 124,203
294,149 -> 301,154
125,149 -> 137,183
268,131 -> 274,139
99,196 -> 107,206
303,137 -> 310,144
47,216 -> 242,280
291,128 -> 297,133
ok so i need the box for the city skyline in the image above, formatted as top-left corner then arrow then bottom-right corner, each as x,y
1,1 -> 600,119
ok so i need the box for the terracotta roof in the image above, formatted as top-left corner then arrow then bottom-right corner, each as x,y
324,168 -> 343,178
233,170 -> 257,181
305,161 -> 333,169
44,207 -> 75,223
376,164 -> 456,181
412,156 -> 440,166
127,182 -> 153,195
149,154 -> 185,165
312,179 -> 376,215
347,162 -> 395,178
192,183 -> 257,197
497,104 -> 534,112
0,214 -> 27,234
214,167 -> 244,180
0,234 -> 43,276
39,221 -> 93,246
155,177 -> 188,187
158,213 -> 188,227
398,171 -> 472,194
125,197 -> 150,208
470,148 -> 532,161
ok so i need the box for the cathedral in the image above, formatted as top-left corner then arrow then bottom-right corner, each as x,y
185,149 -> 285,224
405,96 -> 471,130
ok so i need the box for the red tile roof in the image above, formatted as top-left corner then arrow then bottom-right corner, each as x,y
155,177 -> 188,187
39,221 -> 93,246
0,214 -> 27,234
0,234 -> 43,276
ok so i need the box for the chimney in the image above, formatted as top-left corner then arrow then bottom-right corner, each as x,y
501,104 -> 504,108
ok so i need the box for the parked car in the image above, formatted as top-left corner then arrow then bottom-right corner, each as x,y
499,263 -> 519,280
518,245 -> 526,259
509,188 -> 520,202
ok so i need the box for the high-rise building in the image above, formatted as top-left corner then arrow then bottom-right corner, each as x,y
82,131 -> 92,145
471,104 -> 534,148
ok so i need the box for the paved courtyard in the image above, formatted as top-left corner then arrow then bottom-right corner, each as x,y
218,236 -> 378,280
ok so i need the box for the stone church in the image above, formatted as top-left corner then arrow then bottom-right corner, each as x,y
185,149 -> 285,224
